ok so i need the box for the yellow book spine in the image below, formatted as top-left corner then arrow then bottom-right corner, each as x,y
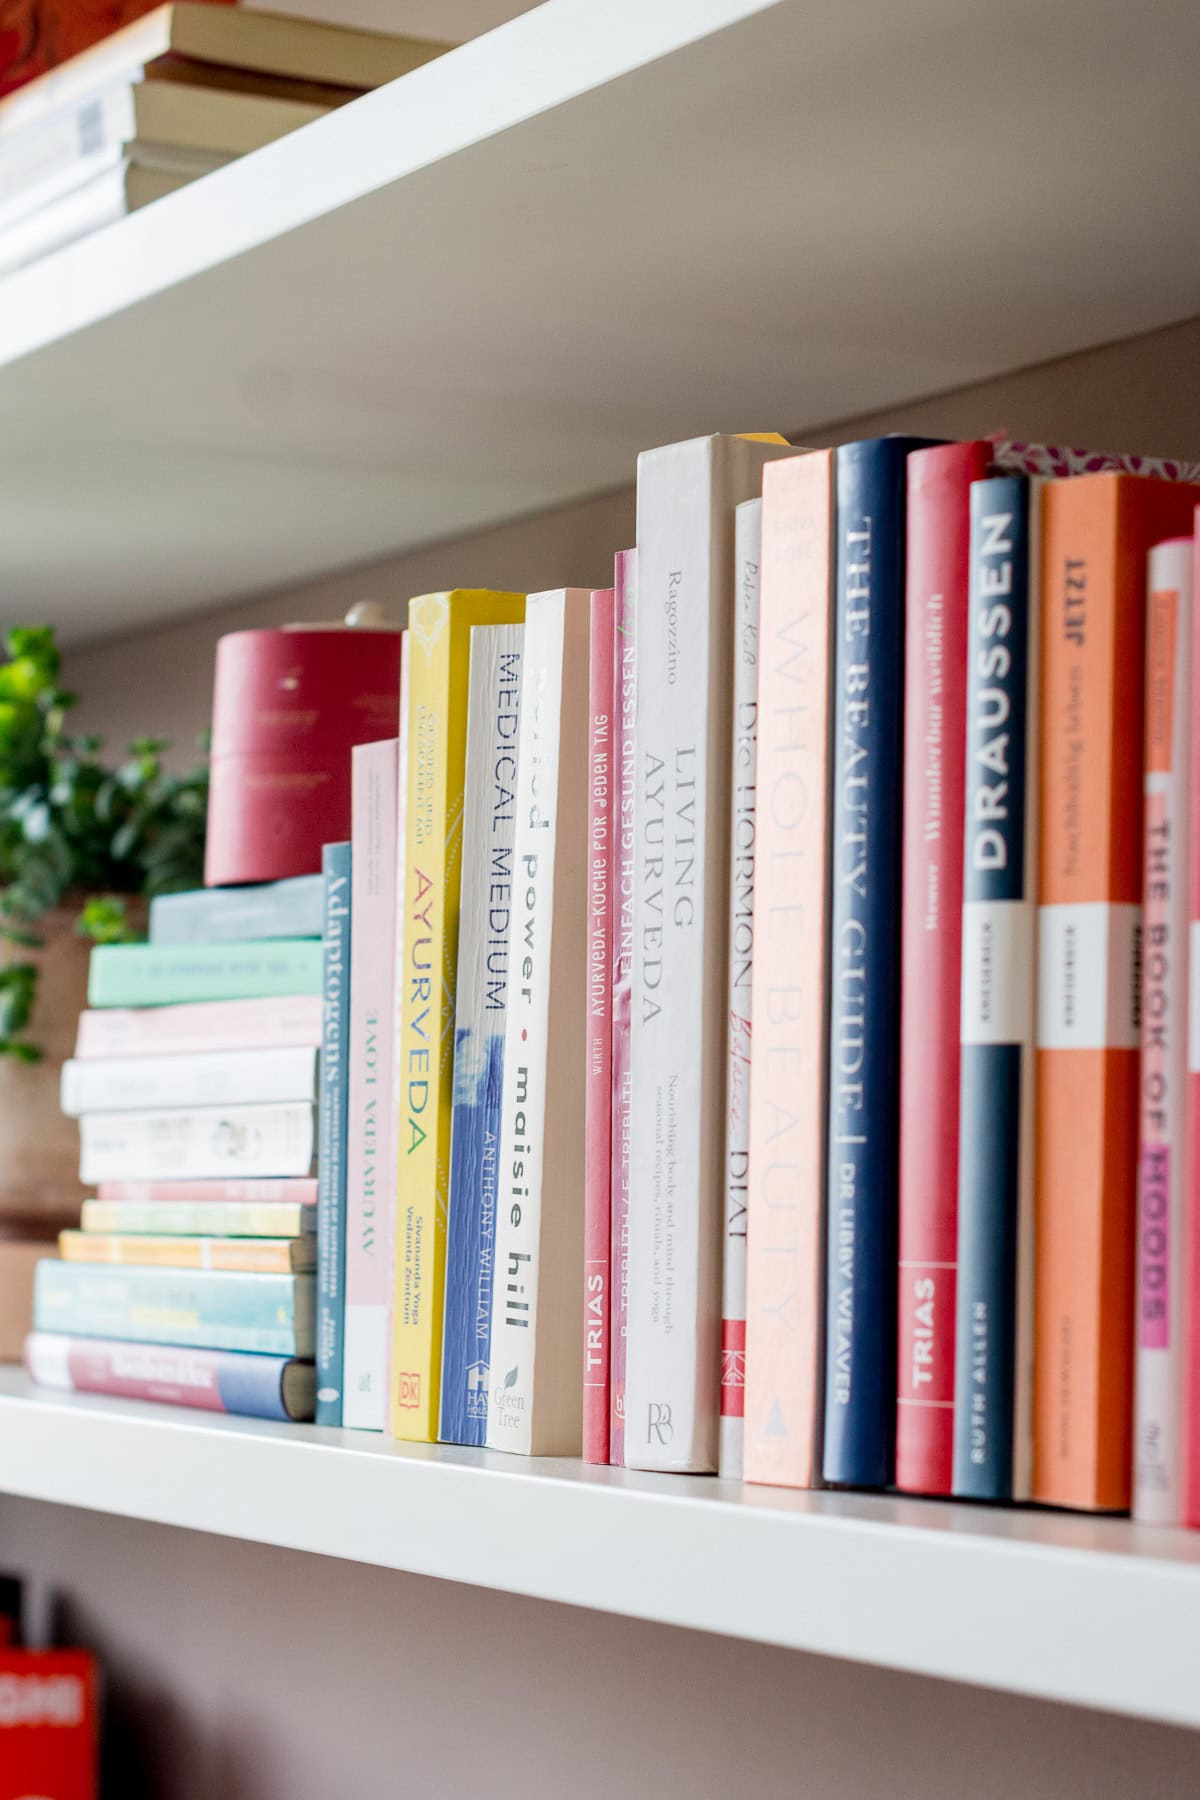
391,589 -> 525,1439
58,1230 -> 304,1274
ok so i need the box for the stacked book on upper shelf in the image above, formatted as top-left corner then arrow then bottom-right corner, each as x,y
27,877 -> 327,1423
0,2 -> 449,276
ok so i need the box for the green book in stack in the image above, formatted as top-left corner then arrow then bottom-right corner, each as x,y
87,940 -> 323,1008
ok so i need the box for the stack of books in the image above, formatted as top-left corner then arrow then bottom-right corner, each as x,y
26,877 -> 326,1422
0,3 -> 448,276
28,428 -> 1200,1535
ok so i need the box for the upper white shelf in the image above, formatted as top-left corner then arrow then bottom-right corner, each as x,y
2,0 -> 1199,642
2,1367 -> 1200,1728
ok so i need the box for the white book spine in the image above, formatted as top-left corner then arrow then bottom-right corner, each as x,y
627,435 -> 793,1473
80,1102 -> 315,1184
486,590 -> 590,1456
60,1045 -> 317,1117
343,737 -> 400,1431
1135,536 -> 1193,1523
719,497 -> 761,1479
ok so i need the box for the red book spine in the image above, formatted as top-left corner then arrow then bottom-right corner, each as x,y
583,587 -> 615,1462
609,551 -> 636,1463
895,439 -> 990,1495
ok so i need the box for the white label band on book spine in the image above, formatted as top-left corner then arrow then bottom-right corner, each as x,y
961,899 -> 1035,1045
1037,901 -> 1140,1052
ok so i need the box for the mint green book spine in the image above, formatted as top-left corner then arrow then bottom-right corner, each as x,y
33,1259 -> 314,1355
87,940 -> 324,1008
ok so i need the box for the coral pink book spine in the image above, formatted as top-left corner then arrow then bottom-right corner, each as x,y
895,439 -> 990,1495
608,550 -> 636,1463
584,587 -> 616,1462
743,451 -> 834,1489
1183,520 -> 1200,1527
74,995 -> 323,1059
95,1178 -> 318,1205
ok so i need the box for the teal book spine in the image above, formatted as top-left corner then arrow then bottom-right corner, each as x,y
87,940 -> 324,1008
316,843 -> 352,1426
33,1260 -> 314,1355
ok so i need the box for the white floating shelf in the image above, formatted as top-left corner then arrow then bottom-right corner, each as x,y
2,1367 -> 1200,1727
2,0 -> 1199,641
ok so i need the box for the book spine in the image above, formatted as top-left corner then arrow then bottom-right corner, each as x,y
583,588 -> 615,1462
25,1332 -> 310,1423
743,451 -> 834,1490
392,592 -> 524,1440
33,1261 -> 313,1356
60,1045 -> 317,1116
1036,474 -> 1200,1512
343,741 -> 399,1432
148,875 -> 325,945
95,1178 -> 318,1205
608,549 -> 637,1464
486,592 -> 590,1455
627,436 -> 790,1474
1135,537 -> 1193,1522
59,1230 -> 306,1275
74,996 -> 324,1059
79,1103 -> 316,1183
895,441 -> 990,1495
86,939 -> 324,1008
1187,514 -> 1200,1527
719,499 -> 761,1478
823,439 -> 919,1489
315,842 -> 352,1426
81,1198 -> 311,1237
952,476 -> 1038,1501
440,627 -> 523,1445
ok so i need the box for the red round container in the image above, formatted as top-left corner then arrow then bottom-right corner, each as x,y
205,622 -> 402,887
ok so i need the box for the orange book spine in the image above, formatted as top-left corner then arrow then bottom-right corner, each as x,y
743,451 -> 834,1488
1036,472 -> 1200,1510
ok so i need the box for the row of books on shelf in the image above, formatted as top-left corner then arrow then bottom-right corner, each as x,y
26,428 -> 1200,1533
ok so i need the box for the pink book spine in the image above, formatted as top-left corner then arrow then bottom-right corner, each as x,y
74,995 -> 323,1060
95,1178 -> 318,1205
343,736 -> 400,1431
609,550 -> 637,1463
1137,538 -> 1192,1522
743,451 -> 834,1489
584,588 -> 616,1462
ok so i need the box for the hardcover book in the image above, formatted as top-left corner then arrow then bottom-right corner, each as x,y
952,474 -> 1040,1502
1135,535 -> 1193,1523
583,590 -> 614,1463
608,548 -> 636,1464
82,1196 -> 313,1237
0,1645 -> 97,1800
74,995 -> 322,1059
33,1260 -> 314,1355
343,740 -> 399,1432
60,1045 -> 317,1116
743,450 -> 834,1490
80,1102 -> 315,1183
315,841 -> 352,1427
823,436 -> 937,1490
440,625 -> 523,1446
26,1330 -> 316,1422
895,439 -> 990,1496
148,874 -> 324,945
86,939 -> 323,1009
719,497 -> 761,1480
392,589 -> 524,1441
485,590 -> 590,1456
627,432 -> 794,1474
59,1229 -> 314,1274
1036,472 -> 1200,1511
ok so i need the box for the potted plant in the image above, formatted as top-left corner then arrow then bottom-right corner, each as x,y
0,626 -> 207,1216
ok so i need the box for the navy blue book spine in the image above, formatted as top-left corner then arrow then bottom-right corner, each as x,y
952,476 -> 1031,1499
823,436 -> 934,1487
316,841 -> 352,1426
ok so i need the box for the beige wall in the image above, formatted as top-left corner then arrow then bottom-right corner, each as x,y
65,313 -> 1200,763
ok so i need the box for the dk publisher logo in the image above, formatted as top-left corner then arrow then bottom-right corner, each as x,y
396,1370 -> 421,1410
